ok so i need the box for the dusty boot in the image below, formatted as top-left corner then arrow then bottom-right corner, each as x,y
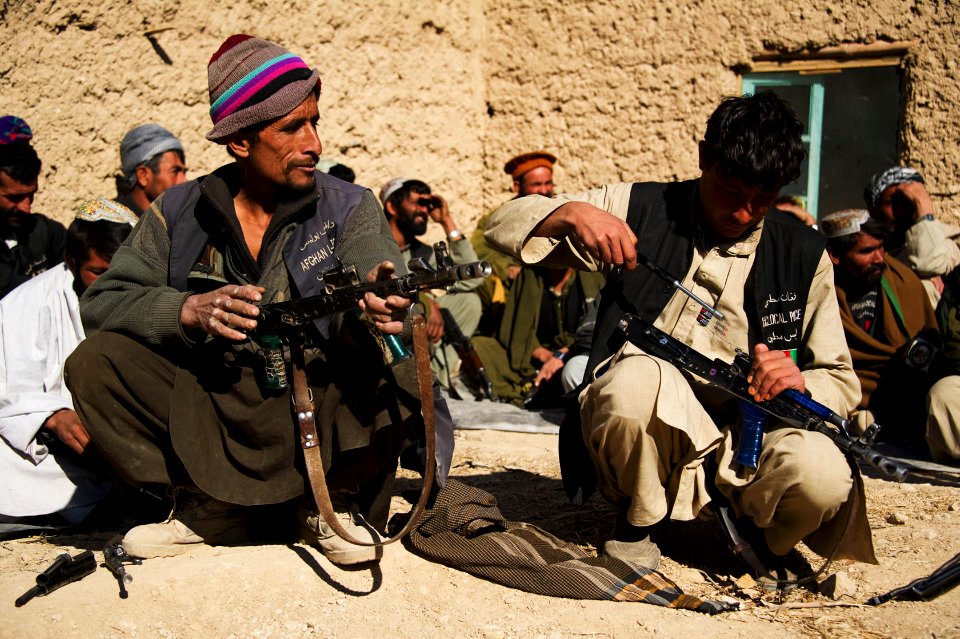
299,503 -> 383,566
603,515 -> 661,570
603,536 -> 661,570
122,491 -> 252,559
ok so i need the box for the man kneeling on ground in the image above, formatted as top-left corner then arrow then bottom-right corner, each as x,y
65,35 -> 452,565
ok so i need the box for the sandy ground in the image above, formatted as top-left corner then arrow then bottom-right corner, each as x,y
2,426 -> 960,639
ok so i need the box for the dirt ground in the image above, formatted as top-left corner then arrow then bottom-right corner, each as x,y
2,427 -> 959,639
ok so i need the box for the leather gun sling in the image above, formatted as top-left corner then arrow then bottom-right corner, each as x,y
291,312 -> 436,546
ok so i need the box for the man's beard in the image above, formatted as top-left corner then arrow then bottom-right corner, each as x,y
280,160 -> 317,196
399,215 -> 428,237
859,262 -> 887,288
0,210 -> 28,234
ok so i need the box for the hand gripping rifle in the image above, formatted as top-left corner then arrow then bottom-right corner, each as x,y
617,314 -> 909,482
254,242 -> 491,389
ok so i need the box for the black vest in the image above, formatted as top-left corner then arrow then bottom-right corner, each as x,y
587,180 -> 826,373
161,171 -> 364,338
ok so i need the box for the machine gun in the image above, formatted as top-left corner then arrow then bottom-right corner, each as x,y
15,550 -> 97,607
254,242 -> 491,388
868,551 -> 960,604
617,314 -> 909,482
439,307 -> 496,401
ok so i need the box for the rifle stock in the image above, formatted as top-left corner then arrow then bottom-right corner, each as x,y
439,307 -> 496,401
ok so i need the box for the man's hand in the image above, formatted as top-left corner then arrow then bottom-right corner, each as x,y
747,344 -> 805,401
888,181 -> 934,225
533,201 -> 638,269
531,346 -> 566,386
42,409 -> 90,455
359,261 -> 411,335
181,284 -> 265,341
425,297 -> 445,343
424,194 -> 462,238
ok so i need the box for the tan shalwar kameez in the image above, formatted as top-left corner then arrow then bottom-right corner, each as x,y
486,183 -> 875,562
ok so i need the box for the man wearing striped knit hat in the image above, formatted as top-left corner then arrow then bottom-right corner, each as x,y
65,35 -> 453,565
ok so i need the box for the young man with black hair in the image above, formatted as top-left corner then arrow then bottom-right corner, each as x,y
822,208 -> 960,463
0,199 -> 135,530
0,116 -> 67,298
485,92 -> 873,582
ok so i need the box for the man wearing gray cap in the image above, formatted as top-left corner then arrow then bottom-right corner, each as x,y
822,208 -> 960,463
66,34 -> 452,566
114,123 -> 187,217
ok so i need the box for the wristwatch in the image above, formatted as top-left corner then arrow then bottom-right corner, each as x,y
447,229 -> 463,241
914,213 -> 935,225
553,350 -> 567,362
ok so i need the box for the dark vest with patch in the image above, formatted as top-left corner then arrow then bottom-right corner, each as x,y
586,180 -> 826,373
160,172 -> 364,338
562,180 -> 826,504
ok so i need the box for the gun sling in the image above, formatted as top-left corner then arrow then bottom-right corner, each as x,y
291,310 -> 436,547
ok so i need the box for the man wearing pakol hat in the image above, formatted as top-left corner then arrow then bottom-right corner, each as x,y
380,177 -> 483,390
865,166 -> 960,307
0,199 -> 136,532
471,151 -> 556,285
823,208 -> 960,463
114,123 -> 188,217
0,115 -> 67,298
484,93 -> 873,587
65,35 -> 453,565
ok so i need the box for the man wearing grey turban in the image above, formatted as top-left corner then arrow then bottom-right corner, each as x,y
114,123 -> 187,216
865,166 -> 960,306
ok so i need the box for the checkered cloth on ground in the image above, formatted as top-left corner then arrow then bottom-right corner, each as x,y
405,480 -> 734,614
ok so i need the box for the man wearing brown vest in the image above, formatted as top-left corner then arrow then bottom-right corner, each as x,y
65,35 -> 452,565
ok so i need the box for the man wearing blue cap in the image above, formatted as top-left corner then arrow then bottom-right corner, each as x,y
114,124 -> 188,217
0,115 -> 67,298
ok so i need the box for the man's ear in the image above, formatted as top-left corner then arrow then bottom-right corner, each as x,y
827,247 -> 841,267
512,179 -> 521,195
65,254 -> 78,277
384,200 -> 397,218
226,133 -> 252,159
697,141 -> 707,172
135,164 -> 153,189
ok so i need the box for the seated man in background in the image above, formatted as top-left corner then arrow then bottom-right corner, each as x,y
471,264 -> 604,407
471,151 -> 557,286
864,166 -> 960,307
114,123 -> 188,217
0,199 -> 136,534
0,115 -> 66,298
317,158 -> 356,184
471,152 -> 558,336
380,177 -> 483,390
771,194 -> 816,228
823,208 -> 960,463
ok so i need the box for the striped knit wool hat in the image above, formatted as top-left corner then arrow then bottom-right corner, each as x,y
205,34 -> 321,142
